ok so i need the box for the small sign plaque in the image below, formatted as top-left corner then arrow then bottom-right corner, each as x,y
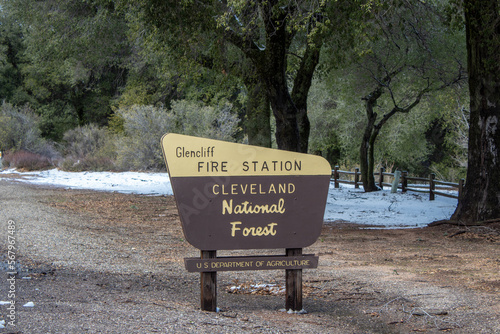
184,254 -> 319,272
161,134 -> 332,250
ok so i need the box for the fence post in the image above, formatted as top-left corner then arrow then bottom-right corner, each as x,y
401,171 -> 408,193
334,166 -> 339,188
354,167 -> 360,189
379,167 -> 385,190
429,173 -> 435,201
391,171 -> 400,193
458,178 -> 465,198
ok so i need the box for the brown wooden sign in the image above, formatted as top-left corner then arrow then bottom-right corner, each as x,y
161,134 -> 332,250
184,254 -> 319,272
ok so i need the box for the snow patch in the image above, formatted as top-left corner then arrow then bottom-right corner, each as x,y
228,283 -> 285,295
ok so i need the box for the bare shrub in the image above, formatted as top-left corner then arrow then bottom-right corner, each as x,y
0,103 -> 41,153
114,105 -> 174,171
60,155 -> 115,172
170,100 -> 239,141
63,124 -> 108,158
0,103 -> 60,169
2,150 -> 52,171
114,101 -> 239,170
0,103 -> 60,159
60,124 -> 116,171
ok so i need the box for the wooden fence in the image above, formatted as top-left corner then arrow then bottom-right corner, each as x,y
331,166 -> 465,200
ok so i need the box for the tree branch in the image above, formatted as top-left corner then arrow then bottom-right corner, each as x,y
222,27 -> 262,61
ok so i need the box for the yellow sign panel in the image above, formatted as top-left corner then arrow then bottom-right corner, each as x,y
161,133 -> 332,177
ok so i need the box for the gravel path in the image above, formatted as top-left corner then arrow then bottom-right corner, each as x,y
0,179 -> 498,333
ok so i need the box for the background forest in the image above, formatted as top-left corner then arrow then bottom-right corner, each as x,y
0,0 -> 468,182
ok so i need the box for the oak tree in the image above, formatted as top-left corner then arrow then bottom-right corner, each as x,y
122,0 -> 357,152
353,1 -> 465,191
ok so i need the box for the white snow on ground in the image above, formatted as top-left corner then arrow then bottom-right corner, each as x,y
324,183 -> 457,228
228,283 -> 285,295
1,168 -> 457,228
1,168 -> 172,195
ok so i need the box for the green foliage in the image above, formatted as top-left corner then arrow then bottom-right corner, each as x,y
308,78 -> 362,166
309,72 -> 467,176
36,101 -> 80,141
122,0 -> 361,152
119,1 -> 246,113
0,10 -> 30,104
425,88 -> 469,181
311,0 -> 467,179
13,0 -> 129,77
1,0 -> 129,140
379,105 -> 433,173
307,83 -> 343,164
0,0 -> 472,177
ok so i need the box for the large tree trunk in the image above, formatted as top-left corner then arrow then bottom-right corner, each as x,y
360,122 -> 378,192
266,75 -> 301,152
222,1 -> 322,153
259,2 -> 301,152
451,0 -> 500,223
291,31 -> 322,153
360,88 -> 383,192
221,1 -> 323,153
367,130 -> 379,190
244,74 -> 272,147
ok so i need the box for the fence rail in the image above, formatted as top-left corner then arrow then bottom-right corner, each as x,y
331,166 -> 464,201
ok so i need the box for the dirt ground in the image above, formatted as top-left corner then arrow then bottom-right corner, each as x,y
0,179 -> 499,333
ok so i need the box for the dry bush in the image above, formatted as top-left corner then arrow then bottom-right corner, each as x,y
0,103 -> 60,168
114,101 -> 239,171
2,150 -> 52,171
60,124 -> 116,171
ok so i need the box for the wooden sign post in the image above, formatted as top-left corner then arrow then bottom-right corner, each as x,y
200,250 -> 217,312
286,248 -> 303,311
161,134 -> 331,312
